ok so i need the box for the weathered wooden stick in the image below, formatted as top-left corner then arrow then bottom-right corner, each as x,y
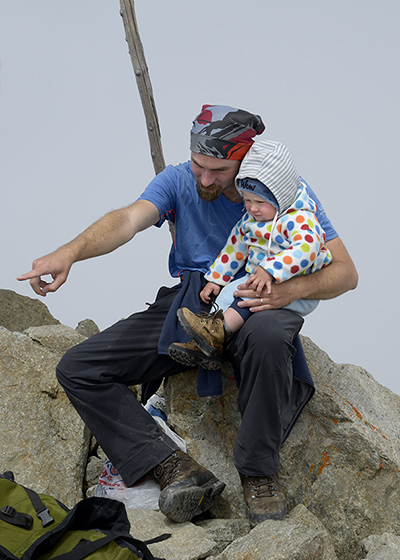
119,0 -> 166,175
119,1 -> 176,237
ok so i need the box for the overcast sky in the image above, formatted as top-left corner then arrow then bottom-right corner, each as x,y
1,1 -> 399,395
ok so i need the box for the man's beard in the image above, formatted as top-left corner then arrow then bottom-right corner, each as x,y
196,181 -> 225,202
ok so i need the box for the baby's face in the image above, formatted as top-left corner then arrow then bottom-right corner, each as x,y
242,192 -> 277,222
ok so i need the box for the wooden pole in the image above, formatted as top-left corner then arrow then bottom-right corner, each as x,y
119,0 -> 166,175
119,1 -> 176,237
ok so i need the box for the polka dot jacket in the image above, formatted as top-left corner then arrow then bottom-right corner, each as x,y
205,183 -> 332,286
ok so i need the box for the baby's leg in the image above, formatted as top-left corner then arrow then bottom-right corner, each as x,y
223,306 -> 246,333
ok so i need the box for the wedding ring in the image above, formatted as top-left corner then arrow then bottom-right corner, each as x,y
260,298 -> 264,305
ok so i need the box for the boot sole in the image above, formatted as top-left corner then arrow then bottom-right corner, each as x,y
168,343 -> 222,370
177,308 -> 221,359
246,502 -> 287,525
159,470 -> 226,523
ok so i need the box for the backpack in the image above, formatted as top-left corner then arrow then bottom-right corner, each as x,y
0,472 -> 169,560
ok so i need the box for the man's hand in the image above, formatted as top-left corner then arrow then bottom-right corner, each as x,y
200,282 -> 221,304
234,279 -> 299,312
234,236 -> 358,312
17,247 -> 75,296
245,267 -> 273,296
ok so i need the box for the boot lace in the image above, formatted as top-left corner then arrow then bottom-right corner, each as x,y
153,452 -> 190,490
247,476 -> 278,498
196,302 -> 224,326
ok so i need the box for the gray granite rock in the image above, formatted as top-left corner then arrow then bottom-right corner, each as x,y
210,504 -> 338,560
0,324 -> 89,508
0,288 -> 60,332
75,318 -> 100,338
361,533 -> 400,560
127,509 -> 219,560
164,336 -> 400,560
280,336 -> 400,560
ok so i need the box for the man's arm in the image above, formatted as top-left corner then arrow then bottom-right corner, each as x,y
17,199 -> 161,297
234,236 -> 358,312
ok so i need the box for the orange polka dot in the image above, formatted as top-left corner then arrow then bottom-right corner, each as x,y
293,234 -> 302,241
236,252 -> 244,260
296,215 -> 305,223
276,224 -> 282,233
255,230 -> 262,238
283,256 -> 293,264
212,271 -> 221,279
310,252 -> 316,261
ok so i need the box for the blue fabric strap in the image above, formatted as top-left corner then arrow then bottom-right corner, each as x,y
157,271 -> 224,396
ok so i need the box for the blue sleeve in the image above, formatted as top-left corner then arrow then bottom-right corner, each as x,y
137,164 -> 181,228
301,177 -> 338,241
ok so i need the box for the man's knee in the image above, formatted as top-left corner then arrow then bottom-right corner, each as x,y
56,343 -> 85,391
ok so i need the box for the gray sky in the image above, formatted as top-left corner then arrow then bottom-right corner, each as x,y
1,1 -> 399,394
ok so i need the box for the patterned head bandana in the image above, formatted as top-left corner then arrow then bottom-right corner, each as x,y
190,104 -> 265,160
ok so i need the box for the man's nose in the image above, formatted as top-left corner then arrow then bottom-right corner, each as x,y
201,170 -> 215,187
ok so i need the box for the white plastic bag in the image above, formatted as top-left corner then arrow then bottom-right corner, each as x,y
95,459 -> 161,510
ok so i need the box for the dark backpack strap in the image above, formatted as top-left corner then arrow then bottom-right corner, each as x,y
143,533 -> 171,545
0,471 -> 55,528
49,536 -> 116,560
0,471 -> 15,482
0,505 -> 33,530
22,486 -> 54,527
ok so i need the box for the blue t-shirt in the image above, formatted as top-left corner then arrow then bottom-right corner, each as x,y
138,161 -> 337,278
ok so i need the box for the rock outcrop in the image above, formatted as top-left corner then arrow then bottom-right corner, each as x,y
0,324 -> 90,508
164,348 -> 400,560
0,289 -> 399,560
0,288 -> 60,332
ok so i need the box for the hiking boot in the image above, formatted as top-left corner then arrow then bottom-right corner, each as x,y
168,339 -> 222,370
177,307 -> 229,358
153,450 -> 226,523
240,472 -> 287,524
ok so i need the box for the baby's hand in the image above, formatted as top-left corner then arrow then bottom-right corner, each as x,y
245,267 -> 274,296
200,282 -> 221,303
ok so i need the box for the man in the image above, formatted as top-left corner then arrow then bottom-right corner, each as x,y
18,105 -> 358,525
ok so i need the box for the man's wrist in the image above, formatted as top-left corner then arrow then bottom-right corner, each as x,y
278,275 -> 309,301
59,241 -> 82,265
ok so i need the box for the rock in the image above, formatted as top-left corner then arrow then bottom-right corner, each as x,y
280,336 -> 400,560
286,504 -> 337,557
164,335 -> 400,560
24,324 -> 87,355
127,509 -> 219,560
84,444 -> 107,496
210,504 -> 338,560
0,324 -> 90,508
361,533 -> 400,560
85,454 -> 105,490
194,518 -> 251,555
75,318 -> 100,338
0,289 -> 60,332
